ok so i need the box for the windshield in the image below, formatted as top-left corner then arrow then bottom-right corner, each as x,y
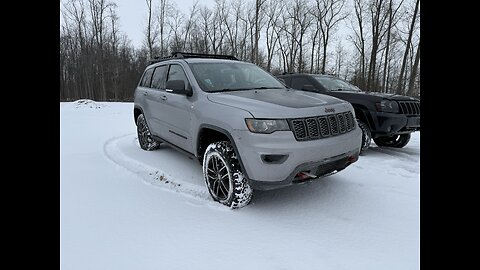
188,62 -> 285,92
314,76 -> 361,92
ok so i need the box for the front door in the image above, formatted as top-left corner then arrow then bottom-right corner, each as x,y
160,64 -> 194,153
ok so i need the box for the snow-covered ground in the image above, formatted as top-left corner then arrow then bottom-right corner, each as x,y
60,100 -> 419,270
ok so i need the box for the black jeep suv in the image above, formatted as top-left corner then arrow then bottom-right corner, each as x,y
277,73 -> 420,152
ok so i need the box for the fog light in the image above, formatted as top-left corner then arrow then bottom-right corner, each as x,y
261,154 -> 288,164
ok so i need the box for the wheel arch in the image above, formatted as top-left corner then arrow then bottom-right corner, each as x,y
352,104 -> 374,129
196,124 -> 250,180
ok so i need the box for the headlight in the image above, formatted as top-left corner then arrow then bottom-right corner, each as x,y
376,100 -> 399,113
245,119 -> 290,134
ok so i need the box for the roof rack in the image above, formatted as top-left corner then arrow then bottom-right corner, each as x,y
148,52 -> 238,65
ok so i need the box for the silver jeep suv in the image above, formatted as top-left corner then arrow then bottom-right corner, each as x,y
133,52 -> 362,208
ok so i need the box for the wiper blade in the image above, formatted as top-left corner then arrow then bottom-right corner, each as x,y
210,88 -> 249,92
211,86 -> 283,92
250,86 -> 283,90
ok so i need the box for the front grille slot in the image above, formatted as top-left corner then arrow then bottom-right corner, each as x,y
290,111 -> 355,141
291,120 -> 307,140
337,113 -> 346,133
318,117 -> 330,137
399,101 -> 420,115
344,112 -> 354,131
328,115 -> 339,135
305,118 -> 320,139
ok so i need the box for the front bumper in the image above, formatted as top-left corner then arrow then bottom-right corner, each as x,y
232,127 -> 362,190
371,112 -> 420,137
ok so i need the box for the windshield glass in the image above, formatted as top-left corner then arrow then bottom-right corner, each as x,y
188,62 -> 285,92
314,76 -> 361,92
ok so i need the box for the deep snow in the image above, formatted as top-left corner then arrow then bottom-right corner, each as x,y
60,100 -> 419,270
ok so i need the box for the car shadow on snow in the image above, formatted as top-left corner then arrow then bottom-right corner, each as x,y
249,174 -> 357,212
361,144 -> 419,162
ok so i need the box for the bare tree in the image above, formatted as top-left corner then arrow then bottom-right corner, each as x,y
167,6 -> 186,52
254,0 -> 266,64
145,0 -> 157,58
366,0 -> 389,91
313,0 -> 348,74
309,19 -> 320,73
334,40 -> 347,76
182,1 -> 199,51
381,0 -> 404,92
395,0 -> 419,94
265,0 -> 283,71
282,0 -> 313,72
159,0 -> 169,55
406,39 -> 419,96
351,0 -> 367,88
199,5 -> 213,53
60,0 -> 421,102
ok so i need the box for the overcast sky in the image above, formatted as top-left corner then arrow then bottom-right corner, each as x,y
113,0 -> 216,49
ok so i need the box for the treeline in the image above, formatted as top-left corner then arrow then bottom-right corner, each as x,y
60,0 -> 420,101
60,0 -> 148,101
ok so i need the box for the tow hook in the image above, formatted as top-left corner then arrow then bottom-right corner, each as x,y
295,171 -> 318,180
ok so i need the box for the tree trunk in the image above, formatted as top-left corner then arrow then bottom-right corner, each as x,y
406,40 -> 420,96
382,0 -> 393,92
396,0 -> 419,94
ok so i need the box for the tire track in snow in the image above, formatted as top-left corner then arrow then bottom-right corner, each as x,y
103,133 -> 213,203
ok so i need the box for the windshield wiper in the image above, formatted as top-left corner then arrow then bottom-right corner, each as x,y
211,86 -> 283,92
210,88 -> 250,92
331,88 -> 360,92
250,86 -> 283,90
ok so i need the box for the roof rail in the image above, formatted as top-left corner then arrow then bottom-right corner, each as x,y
148,51 -> 238,65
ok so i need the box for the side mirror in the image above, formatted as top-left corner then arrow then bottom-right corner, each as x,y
166,80 -> 192,96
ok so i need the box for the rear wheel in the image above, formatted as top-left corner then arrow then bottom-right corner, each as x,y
203,141 -> 252,209
373,134 -> 411,148
357,119 -> 371,153
136,114 -> 160,151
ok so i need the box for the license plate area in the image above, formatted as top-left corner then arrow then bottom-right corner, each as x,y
407,117 -> 420,127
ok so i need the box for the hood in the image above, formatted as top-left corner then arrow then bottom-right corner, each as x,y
360,91 -> 419,101
207,88 -> 351,118
327,90 -> 420,102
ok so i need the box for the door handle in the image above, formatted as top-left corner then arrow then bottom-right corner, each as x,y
160,95 -> 167,101
143,91 -> 148,96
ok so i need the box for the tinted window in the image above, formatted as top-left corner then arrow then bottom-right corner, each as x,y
151,65 -> 167,89
314,76 -> 361,92
291,77 -> 314,90
140,68 -> 154,87
167,64 -> 189,89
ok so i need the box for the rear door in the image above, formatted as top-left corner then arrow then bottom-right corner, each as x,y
145,65 -> 169,138
137,67 -> 157,130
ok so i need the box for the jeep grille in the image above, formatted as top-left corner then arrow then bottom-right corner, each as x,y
398,101 -> 420,115
289,111 -> 355,141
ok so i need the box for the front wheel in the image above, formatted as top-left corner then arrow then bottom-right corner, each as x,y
203,141 -> 253,209
357,119 -> 372,153
373,134 -> 411,148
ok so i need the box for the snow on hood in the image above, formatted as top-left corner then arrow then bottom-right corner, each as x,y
361,91 -> 420,101
207,88 -> 350,118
